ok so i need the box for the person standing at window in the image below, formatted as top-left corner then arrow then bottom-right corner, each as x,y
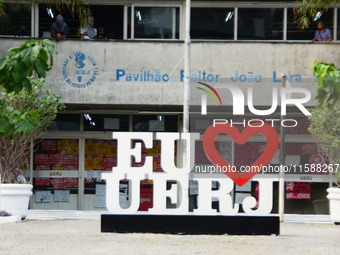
81,17 -> 97,40
312,20 -> 332,42
51,15 -> 69,39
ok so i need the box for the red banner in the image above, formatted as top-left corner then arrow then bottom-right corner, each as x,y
234,143 -> 266,167
35,153 -> 50,165
36,165 -> 50,171
195,141 -> 220,165
41,140 -> 57,151
286,182 -> 311,199
35,177 -> 51,186
103,157 -> 117,169
64,178 -> 78,188
51,178 -> 65,189
49,153 -> 63,165
63,154 -> 78,165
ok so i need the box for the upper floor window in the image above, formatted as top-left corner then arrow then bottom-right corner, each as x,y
287,8 -> 334,40
238,8 -> 284,40
0,4 -> 31,37
191,8 -> 234,40
133,7 -> 179,39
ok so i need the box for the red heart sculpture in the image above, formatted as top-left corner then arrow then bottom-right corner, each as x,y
203,123 -> 279,186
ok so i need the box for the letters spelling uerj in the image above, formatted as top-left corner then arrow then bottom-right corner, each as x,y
102,132 -> 275,216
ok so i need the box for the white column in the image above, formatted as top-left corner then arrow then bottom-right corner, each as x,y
123,5 -> 128,40
234,7 -> 238,41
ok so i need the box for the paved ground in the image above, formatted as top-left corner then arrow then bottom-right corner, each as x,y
25,209 -> 333,223
0,211 -> 339,255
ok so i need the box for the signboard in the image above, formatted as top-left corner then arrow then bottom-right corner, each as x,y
35,191 -> 52,203
41,140 -> 57,151
102,132 -> 277,216
95,196 -> 106,208
54,190 -> 70,202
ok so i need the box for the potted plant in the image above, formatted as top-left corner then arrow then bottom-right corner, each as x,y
0,39 -> 65,219
309,60 -> 340,224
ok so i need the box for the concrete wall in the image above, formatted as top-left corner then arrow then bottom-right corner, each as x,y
1,38 -> 340,106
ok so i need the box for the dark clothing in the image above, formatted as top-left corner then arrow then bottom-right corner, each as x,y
51,22 -> 69,37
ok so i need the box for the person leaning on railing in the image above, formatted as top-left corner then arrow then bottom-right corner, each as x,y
81,17 -> 97,40
312,20 -> 332,42
51,15 -> 69,39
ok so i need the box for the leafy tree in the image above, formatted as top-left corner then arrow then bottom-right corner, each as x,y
0,78 -> 65,183
308,103 -> 340,186
295,0 -> 337,29
0,0 -> 91,30
0,39 -> 54,94
309,60 -> 340,109
300,1 -> 340,185
0,39 -> 65,183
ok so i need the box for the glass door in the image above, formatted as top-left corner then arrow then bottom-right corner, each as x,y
31,139 -> 79,209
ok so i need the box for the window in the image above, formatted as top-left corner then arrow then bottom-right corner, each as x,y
287,8 -> 334,40
133,7 -> 179,39
48,114 -> 80,131
133,115 -> 178,132
0,4 -> 31,36
83,114 -> 129,131
38,4 -> 80,39
238,8 -> 284,40
88,5 -> 124,40
191,8 -> 234,40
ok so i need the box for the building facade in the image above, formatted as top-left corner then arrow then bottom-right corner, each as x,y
0,0 -> 338,214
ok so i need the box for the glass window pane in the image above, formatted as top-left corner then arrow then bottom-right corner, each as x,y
133,115 -> 178,132
336,9 -> 340,40
32,139 -> 79,209
89,5 -> 124,40
238,8 -> 283,40
38,4 -> 80,39
84,114 -> 129,131
0,4 -> 31,36
48,114 -> 80,131
191,8 -> 234,40
134,7 -> 179,39
287,8 -> 333,40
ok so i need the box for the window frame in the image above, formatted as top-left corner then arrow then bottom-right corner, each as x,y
129,3 -> 183,41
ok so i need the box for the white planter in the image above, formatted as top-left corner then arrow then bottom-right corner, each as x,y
327,187 -> 340,224
0,184 -> 33,219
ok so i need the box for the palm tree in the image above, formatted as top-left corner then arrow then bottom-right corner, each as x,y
0,0 -> 91,31
295,0 -> 339,29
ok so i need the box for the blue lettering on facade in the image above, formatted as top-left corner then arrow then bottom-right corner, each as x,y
117,69 -> 171,82
103,67 -> 303,84
231,70 -> 262,83
273,71 -> 302,82
180,70 -> 220,82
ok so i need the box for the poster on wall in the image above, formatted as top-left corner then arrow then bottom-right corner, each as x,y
286,182 -> 311,199
35,191 -> 52,203
84,139 -> 118,183
41,140 -> 57,151
195,141 -> 220,165
234,143 -> 266,167
54,190 -> 70,202
68,139 -> 79,154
